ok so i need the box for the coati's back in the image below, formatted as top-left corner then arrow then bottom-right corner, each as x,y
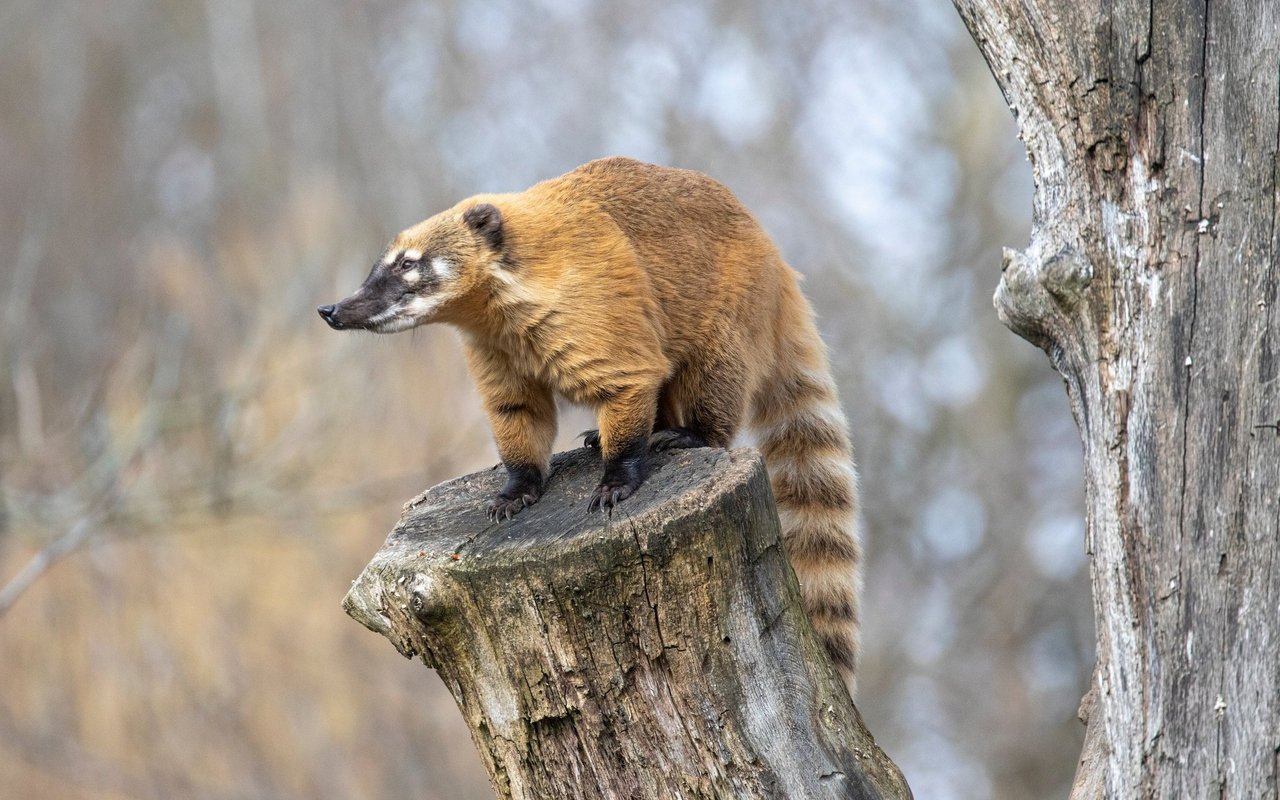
526,158 -> 786,364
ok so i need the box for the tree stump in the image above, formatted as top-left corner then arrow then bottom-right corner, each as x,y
344,447 -> 910,799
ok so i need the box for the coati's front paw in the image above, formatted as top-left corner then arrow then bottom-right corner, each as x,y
487,490 -> 540,521
488,464 -> 544,522
587,451 -> 650,512
649,427 -> 708,451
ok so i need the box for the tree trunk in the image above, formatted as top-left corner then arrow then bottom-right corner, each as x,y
343,447 -> 911,799
952,1 -> 1279,796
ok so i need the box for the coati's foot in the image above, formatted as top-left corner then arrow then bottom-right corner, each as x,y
588,440 -> 650,512
487,465 -> 544,522
582,428 -> 706,452
649,427 -> 708,451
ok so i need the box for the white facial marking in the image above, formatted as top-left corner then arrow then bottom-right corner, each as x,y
405,295 -> 443,318
403,248 -> 423,261
367,304 -> 403,326
382,249 -> 401,265
431,257 -> 453,279
372,316 -> 419,334
402,269 -> 421,285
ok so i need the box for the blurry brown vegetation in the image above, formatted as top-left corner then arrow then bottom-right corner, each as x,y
0,1 -> 1089,798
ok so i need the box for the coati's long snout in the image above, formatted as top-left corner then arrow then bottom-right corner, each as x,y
315,289 -> 415,333
315,290 -> 408,332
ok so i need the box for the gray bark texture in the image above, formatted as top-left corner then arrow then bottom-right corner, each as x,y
344,447 -> 910,799
952,1 -> 1279,797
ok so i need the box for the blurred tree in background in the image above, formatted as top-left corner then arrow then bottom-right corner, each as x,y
0,1 -> 1088,797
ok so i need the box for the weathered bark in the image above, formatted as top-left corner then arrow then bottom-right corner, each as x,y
344,447 -> 910,799
952,1 -> 1279,796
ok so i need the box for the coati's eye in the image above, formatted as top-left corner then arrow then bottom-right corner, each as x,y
395,254 -> 420,272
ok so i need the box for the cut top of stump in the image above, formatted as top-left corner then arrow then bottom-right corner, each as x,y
344,447 -> 767,637
432,447 -> 749,559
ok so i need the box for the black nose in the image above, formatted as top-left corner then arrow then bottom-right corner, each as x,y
317,304 -> 341,328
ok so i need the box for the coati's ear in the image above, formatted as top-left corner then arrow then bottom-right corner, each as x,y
463,203 -> 503,251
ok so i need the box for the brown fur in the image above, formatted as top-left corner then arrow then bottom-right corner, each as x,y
323,158 -> 863,688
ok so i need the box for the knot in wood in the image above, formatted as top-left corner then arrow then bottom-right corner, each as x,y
1041,246 -> 1093,305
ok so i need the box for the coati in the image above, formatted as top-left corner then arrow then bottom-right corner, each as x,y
319,157 -> 863,685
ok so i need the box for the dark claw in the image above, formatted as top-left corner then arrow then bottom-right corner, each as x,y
587,481 -> 636,512
486,501 -> 503,522
488,491 -> 539,522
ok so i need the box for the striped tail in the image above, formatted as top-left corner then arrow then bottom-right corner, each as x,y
752,282 -> 862,692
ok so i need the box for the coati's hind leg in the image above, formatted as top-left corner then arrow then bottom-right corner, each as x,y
586,371 -> 737,453
649,381 -> 707,450
583,425 -> 706,451
650,359 -> 747,451
582,383 -> 682,451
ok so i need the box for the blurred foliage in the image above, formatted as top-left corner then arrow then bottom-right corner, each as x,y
0,0 -> 1089,798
